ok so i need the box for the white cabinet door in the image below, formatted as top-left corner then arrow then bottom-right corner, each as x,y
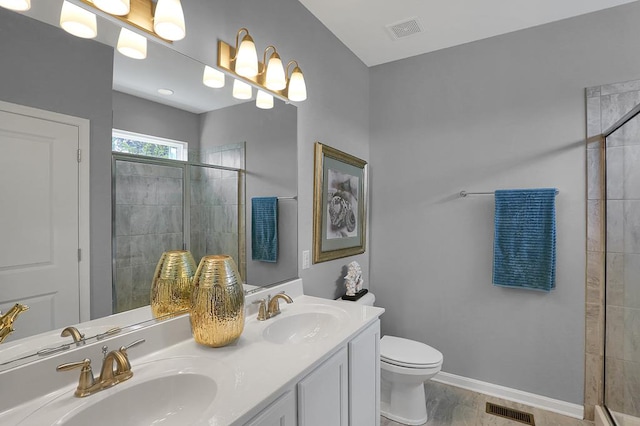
349,319 -> 381,426
244,390 -> 297,426
298,346 -> 348,426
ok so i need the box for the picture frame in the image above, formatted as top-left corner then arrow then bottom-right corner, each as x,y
313,142 -> 368,263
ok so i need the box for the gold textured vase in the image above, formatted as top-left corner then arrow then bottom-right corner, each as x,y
190,255 -> 245,347
150,250 -> 197,318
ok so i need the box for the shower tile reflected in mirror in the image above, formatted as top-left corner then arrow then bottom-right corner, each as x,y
113,160 -> 184,313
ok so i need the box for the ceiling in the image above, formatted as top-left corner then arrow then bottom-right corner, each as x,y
298,0 -> 638,66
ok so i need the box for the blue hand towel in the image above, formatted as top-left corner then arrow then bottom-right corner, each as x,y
492,188 -> 557,292
252,197 -> 278,263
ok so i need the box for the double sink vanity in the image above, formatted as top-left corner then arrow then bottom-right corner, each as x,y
0,279 -> 384,425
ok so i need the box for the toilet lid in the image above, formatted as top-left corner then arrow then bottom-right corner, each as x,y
380,335 -> 443,368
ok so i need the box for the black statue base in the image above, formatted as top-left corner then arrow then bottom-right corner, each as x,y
341,288 -> 368,301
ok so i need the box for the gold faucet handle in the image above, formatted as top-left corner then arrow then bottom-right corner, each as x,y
252,299 -> 268,321
57,358 -> 96,397
119,338 -> 145,356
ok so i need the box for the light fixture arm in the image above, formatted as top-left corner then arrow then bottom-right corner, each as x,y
232,28 -> 251,61
286,60 -> 300,76
260,45 -> 278,75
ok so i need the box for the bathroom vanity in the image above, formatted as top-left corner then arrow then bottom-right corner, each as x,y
0,280 -> 384,425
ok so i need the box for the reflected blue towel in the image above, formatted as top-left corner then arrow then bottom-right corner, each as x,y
492,188 -> 557,292
252,197 -> 278,263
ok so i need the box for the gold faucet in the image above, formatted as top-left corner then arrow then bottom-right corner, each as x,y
56,339 -> 145,397
0,304 -> 29,344
253,292 -> 293,321
61,326 -> 85,346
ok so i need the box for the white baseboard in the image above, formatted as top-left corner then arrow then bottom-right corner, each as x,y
432,371 -> 584,420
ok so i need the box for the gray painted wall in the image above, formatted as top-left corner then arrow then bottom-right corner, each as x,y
171,0 -> 371,298
0,8 -> 114,320
369,2 -> 640,404
200,101 -> 298,286
112,91 -> 200,150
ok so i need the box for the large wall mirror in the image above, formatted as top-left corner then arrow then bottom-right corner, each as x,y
0,1 -> 297,370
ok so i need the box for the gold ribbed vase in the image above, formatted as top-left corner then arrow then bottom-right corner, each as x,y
150,250 -> 197,318
190,255 -> 245,347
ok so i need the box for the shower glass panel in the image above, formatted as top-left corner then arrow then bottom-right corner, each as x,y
189,164 -> 242,276
605,110 -> 640,425
113,159 -> 184,314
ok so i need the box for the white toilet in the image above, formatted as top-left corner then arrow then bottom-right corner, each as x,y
338,292 -> 443,425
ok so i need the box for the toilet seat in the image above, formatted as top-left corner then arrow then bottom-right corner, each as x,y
380,335 -> 443,369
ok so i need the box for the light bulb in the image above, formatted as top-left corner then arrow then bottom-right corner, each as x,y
232,79 -> 252,100
117,28 -> 147,60
154,0 -> 185,41
265,53 -> 286,91
287,66 -> 307,102
203,66 -> 225,88
60,1 -> 97,39
93,0 -> 129,16
235,34 -> 258,78
0,0 -> 30,11
256,91 -> 274,109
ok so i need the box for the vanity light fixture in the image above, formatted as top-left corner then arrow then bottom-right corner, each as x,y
256,90 -> 274,109
218,28 -> 307,104
60,1 -> 97,39
0,0 -> 30,11
117,28 -> 147,59
261,46 -> 286,91
285,61 -> 307,102
233,28 -> 259,78
92,0 -> 129,16
203,66 -> 225,89
153,0 -> 186,41
232,79 -> 252,100
70,0 -> 185,42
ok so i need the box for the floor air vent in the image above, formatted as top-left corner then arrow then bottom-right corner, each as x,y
486,402 -> 535,425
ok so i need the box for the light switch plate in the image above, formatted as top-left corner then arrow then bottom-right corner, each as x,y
302,250 -> 310,269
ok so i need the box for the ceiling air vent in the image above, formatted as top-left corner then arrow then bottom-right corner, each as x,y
385,17 -> 423,41
486,402 -> 535,425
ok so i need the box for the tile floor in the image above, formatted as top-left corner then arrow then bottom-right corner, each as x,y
380,381 -> 594,426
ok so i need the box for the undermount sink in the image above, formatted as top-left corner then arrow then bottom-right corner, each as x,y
262,305 -> 349,345
60,373 -> 216,426
19,357 -> 223,426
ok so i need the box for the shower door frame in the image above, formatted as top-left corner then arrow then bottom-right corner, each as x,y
600,101 -> 640,425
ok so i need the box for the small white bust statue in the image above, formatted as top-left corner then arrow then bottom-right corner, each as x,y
344,261 -> 363,296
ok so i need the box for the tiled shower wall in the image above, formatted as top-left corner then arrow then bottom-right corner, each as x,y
114,161 -> 184,313
586,80 -> 640,420
189,143 -> 245,278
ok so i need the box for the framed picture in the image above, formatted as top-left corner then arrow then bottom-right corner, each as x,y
313,142 -> 367,263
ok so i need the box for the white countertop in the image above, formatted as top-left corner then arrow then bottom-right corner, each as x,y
0,281 -> 384,426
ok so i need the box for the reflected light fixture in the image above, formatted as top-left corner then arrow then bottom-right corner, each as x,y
157,88 -> 174,96
218,28 -> 307,105
117,28 -> 147,59
233,28 -> 258,78
232,79 -> 252,100
154,0 -> 186,41
261,46 -> 286,91
256,90 -> 274,109
60,1 -> 97,39
0,0 -> 30,11
286,60 -> 307,102
203,66 -> 225,89
92,0 -> 129,16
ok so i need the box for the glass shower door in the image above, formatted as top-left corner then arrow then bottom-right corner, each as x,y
604,111 -> 640,425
